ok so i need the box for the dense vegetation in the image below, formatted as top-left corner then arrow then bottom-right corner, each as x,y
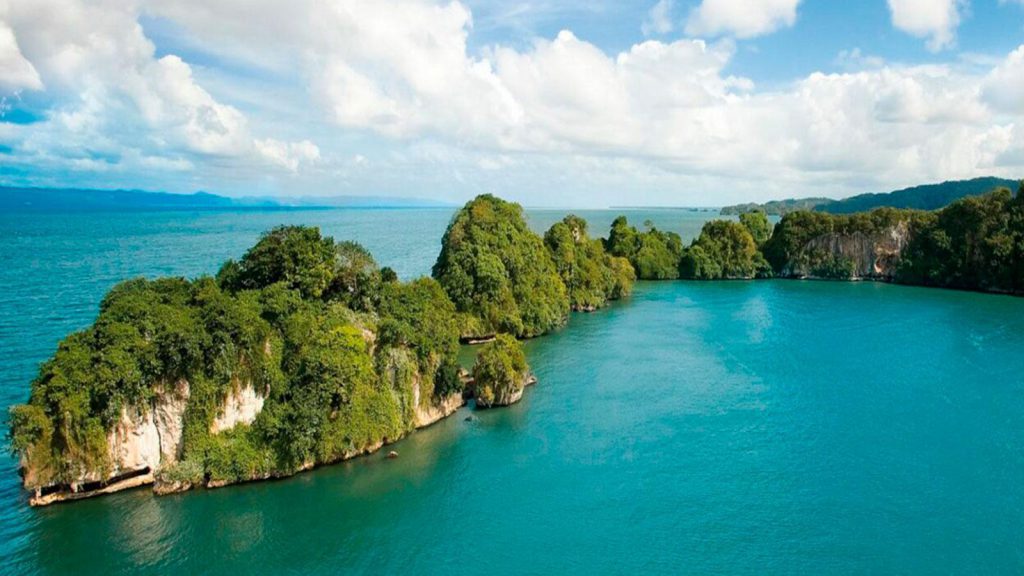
544,215 -> 635,311
720,177 -> 1016,216
822,177 -> 1019,214
761,207 -> 918,276
10,226 -> 464,490
11,184 -> 1024,498
605,216 -> 684,280
472,335 -> 529,408
432,195 -> 569,339
680,219 -> 771,280
720,197 -> 832,216
899,184 -> 1024,293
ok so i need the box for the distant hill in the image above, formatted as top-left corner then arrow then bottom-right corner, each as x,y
720,177 -> 1020,216
820,177 -> 1019,214
0,186 -> 451,212
720,197 -> 833,216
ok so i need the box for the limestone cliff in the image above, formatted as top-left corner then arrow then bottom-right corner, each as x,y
30,379 -> 191,506
26,370 -> 469,506
779,221 -> 911,280
210,384 -> 266,434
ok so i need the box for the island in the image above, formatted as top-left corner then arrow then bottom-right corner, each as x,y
9,181 -> 1024,505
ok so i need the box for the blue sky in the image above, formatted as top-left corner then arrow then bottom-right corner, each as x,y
1,0 -> 1023,206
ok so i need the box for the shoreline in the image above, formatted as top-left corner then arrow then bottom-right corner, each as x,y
29,392 -> 469,507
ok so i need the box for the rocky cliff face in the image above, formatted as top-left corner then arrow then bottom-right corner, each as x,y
780,221 -> 911,280
28,370 -> 470,505
210,384 -> 266,434
28,378 -> 273,505
30,379 -> 192,505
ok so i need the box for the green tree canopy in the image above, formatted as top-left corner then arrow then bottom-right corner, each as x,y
680,220 -> 770,280
472,334 -> 529,408
433,194 -> 569,338
739,211 -> 771,246
605,216 -> 683,280
544,215 -> 635,310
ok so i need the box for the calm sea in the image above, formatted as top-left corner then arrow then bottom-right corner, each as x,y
0,208 -> 1021,575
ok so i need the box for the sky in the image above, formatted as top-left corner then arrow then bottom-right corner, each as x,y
0,0 -> 1023,207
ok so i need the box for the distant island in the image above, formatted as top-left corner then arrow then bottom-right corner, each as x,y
0,186 -> 452,212
10,181 -> 1024,506
720,177 -> 1019,215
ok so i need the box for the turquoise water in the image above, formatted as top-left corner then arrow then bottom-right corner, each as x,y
1,209 -> 1022,574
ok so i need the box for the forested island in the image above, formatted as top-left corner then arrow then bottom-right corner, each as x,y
720,177 -> 1018,216
9,183 -> 1024,505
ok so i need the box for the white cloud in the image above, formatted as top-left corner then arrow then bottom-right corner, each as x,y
0,21 -> 41,91
642,0 -> 675,36
1,0 -> 1022,205
887,0 -> 965,52
684,0 -> 801,39
255,138 -> 321,171
0,0 -> 317,182
982,45 -> 1024,114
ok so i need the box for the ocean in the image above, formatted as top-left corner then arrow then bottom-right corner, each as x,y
1,207 -> 1021,574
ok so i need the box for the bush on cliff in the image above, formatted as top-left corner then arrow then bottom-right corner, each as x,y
218,226 -> 384,310
433,195 -> 569,338
472,335 -> 529,409
898,187 -> 1024,293
761,207 -> 918,274
605,216 -> 683,280
739,211 -> 772,246
544,215 -> 635,310
680,220 -> 771,280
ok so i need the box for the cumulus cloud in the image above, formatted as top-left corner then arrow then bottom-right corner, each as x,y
0,21 -> 41,91
1,0 -> 1022,204
684,0 -> 801,39
887,0 -> 965,52
982,45 -> 1024,114
642,0 -> 675,36
0,0 -> 318,185
255,138 -> 320,171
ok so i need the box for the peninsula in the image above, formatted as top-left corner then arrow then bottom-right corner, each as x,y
9,183 -> 1024,505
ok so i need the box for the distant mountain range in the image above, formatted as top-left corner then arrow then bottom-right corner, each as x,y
0,186 -> 453,212
720,177 -> 1021,216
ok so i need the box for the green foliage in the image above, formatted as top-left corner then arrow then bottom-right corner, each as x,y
680,220 -> 771,280
328,241 -> 383,311
377,277 -> 463,400
9,226 -> 456,490
433,194 -> 569,338
762,207 -> 915,273
544,215 -> 635,310
472,335 -> 529,408
605,216 -> 683,280
823,176 -> 1019,214
898,188 -> 1024,293
219,226 -> 336,299
720,177 -> 1018,216
720,198 -> 834,216
219,226 -> 382,310
739,211 -> 771,246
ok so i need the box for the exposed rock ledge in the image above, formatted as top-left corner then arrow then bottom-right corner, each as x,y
780,221 -> 911,281
475,373 -> 538,409
29,387 -> 468,506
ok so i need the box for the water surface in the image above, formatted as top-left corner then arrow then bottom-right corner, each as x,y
1,208 -> 1021,574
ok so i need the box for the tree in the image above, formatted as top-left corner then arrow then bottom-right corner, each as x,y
739,211 -> 771,246
472,334 -> 529,408
433,195 -> 569,338
680,220 -> 769,280
544,215 -> 635,310
327,241 -> 382,311
605,216 -> 683,280
219,226 -> 336,299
